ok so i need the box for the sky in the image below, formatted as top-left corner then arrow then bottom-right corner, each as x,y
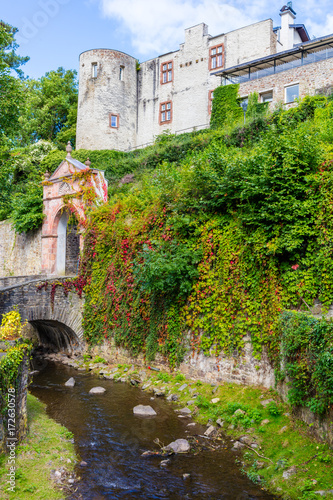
2,0 -> 333,79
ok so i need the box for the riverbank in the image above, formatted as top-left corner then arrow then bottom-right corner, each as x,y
0,393 -> 77,499
47,352 -> 333,500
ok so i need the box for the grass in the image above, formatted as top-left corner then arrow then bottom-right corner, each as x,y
0,393 -> 77,500
95,361 -> 333,500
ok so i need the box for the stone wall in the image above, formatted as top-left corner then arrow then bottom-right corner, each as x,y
0,347 -> 29,454
0,221 -> 42,278
76,49 -> 138,151
88,333 -> 275,388
88,335 -> 333,447
238,57 -> 333,105
76,18 -> 276,150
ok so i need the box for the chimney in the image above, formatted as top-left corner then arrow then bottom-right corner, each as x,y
279,2 -> 297,50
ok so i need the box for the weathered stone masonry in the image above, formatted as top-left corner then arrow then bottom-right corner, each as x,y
76,3 -> 313,151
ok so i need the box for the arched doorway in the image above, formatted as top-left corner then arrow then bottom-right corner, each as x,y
56,211 -> 80,275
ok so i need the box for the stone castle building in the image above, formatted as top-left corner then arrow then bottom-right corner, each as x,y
76,2 -> 333,152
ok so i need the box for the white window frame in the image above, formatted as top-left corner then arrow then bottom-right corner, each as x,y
109,113 -> 119,128
285,83 -> 299,103
260,90 -> 273,103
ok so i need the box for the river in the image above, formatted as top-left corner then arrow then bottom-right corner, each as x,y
30,361 -> 276,500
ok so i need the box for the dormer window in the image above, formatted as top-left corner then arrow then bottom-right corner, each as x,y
92,63 -> 98,78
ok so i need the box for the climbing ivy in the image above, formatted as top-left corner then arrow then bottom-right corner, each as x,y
76,94 -> 333,401
277,311 -> 333,415
0,311 -> 32,416
210,84 -> 243,129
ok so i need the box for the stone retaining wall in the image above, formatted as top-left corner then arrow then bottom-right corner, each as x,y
0,220 -> 42,278
87,336 -> 332,447
0,348 -> 29,454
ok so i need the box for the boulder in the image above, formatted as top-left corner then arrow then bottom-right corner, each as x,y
65,377 -> 75,387
282,466 -> 297,479
167,394 -> 179,401
89,387 -> 106,394
133,405 -> 157,416
239,435 -> 252,445
231,441 -> 245,451
204,425 -> 216,437
233,409 -> 246,416
260,398 -> 274,407
177,407 -> 192,415
153,388 -> 165,396
178,384 -> 188,392
163,439 -> 190,453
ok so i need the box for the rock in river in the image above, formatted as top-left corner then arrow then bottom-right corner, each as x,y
133,405 -> 157,416
89,387 -> 106,394
163,439 -> 190,453
65,377 -> 75,387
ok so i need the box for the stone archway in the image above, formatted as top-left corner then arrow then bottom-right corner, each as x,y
41,142 -> 108,275
55,210 -> 80,275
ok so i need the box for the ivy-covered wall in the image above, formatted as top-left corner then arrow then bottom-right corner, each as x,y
76,95 -> 333,422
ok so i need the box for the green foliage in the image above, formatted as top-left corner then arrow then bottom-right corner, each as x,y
210,84 -> 243,129
0,341 -> 32,415
57,94 -> 333,392
0,140 -> 56,230
246,92 -> 269,120
0,22 -> 28,144
19,67 -> 78,147
157,372 -> 172,383
136,240 -> 202,299
93,356 -> 106,364
267,402 -> 282,416
277,311 -> 333,415
0,21 -> 29,77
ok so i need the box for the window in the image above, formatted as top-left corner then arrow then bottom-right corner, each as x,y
161,61 -> 173,84
260,90 -> 273,103
285,84 -> 299,103
208,90 -> 215,114
159,101 -> 172,124
119,66 -> 124,81
92,63 -> 97,78
209,44 -> 224,70
109,113 -> 119,128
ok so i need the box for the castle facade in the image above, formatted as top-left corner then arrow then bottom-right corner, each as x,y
76,3 -> 333,152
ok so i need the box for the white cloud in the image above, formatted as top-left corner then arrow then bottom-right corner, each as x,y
99,0 -> 259,56
98,0 -> 333,58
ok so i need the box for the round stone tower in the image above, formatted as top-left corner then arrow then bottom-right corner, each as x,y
76,49 -> 138,151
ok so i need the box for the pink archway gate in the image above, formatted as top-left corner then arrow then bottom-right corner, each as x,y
41,142 -> 108,276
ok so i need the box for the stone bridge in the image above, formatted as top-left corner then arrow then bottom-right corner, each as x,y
0,276 -> 84,353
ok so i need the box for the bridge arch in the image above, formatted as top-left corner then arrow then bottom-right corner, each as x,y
0,278 -> 85,354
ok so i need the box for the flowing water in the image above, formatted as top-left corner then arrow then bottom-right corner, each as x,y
30,361 -> 276,500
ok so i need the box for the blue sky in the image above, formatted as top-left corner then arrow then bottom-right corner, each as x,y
2,0 -> 333,79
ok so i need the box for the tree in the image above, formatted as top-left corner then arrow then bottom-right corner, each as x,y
19,67 -> 78,147
0,20 -> 29,78
0,22 -> 27,144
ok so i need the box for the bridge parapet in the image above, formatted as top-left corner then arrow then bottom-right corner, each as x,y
0,277 -> 85,353
0,275 -> 48,289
